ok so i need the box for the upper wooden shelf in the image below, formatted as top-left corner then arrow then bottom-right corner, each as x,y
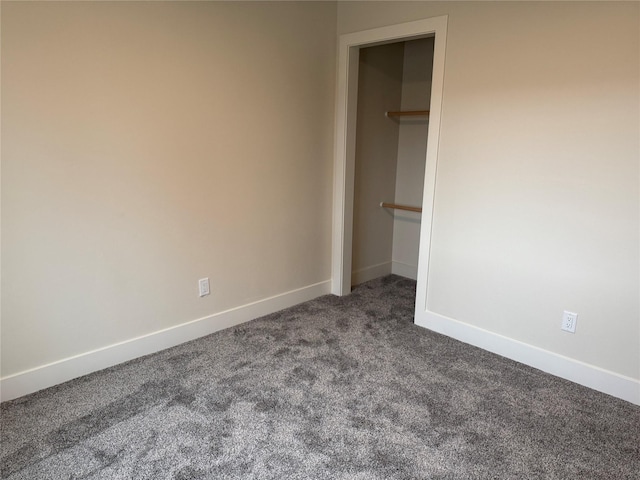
386,110 -> 430,118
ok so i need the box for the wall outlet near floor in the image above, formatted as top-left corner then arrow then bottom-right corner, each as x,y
561,311 -> 577,333
198,278 -> 210,297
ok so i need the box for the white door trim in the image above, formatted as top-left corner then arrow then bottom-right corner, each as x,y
331,16 -> 449,296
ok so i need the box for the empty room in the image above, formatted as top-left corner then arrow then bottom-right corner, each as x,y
1,1 -> 638,478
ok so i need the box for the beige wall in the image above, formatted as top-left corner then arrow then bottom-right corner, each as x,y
1,1 -> 337,376
339,1 -> 640,380
352,43 -> 404,281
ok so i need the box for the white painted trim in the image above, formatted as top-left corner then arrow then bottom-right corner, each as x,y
0,280 -> 331,402
332,16 -> 448,296
415,311 -> 640,406
391,261 -> 418,280
331,33 -> 359,296
414,15 -> 448,319
351,261 -> 392,286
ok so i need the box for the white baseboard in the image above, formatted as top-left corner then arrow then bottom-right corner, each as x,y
415,311 -> 640,406
351,261 -> 392,286
1,280 -> 332,402
391,261 -> 418,280
6,280 -> 636,406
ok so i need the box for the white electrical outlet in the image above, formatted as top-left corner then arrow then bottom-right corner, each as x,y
561,311 -> 577,333
198,278 -> 210,297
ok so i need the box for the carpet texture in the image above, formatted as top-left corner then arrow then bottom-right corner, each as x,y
1,275 -> 639,479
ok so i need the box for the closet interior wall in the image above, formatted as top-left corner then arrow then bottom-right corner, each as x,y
392,37 -> 434,281
351,42 -> 403,286
352,38 -> 435,286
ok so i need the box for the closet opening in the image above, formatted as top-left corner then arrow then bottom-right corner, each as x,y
351,37 -> 435,287
331,16 -> 448,328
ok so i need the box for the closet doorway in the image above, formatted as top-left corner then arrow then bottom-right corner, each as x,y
351,37 -> 434,286
331,17 -> 448,327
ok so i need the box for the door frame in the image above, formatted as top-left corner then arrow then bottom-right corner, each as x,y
331,15 -> 448,324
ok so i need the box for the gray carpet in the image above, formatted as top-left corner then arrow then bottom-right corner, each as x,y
1,275 -> 639,479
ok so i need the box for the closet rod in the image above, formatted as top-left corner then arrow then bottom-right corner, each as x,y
380,202 -> 422,213
385,110 -> 430,118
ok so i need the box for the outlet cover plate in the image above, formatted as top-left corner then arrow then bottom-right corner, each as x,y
199,278 -> 210,297
561,311 -> 577,333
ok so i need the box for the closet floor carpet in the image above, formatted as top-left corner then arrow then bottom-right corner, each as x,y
1,275 -> 639,479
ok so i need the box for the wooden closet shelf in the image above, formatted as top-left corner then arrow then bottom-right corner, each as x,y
380,202 -> 422,213
386,110 -> 430,118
